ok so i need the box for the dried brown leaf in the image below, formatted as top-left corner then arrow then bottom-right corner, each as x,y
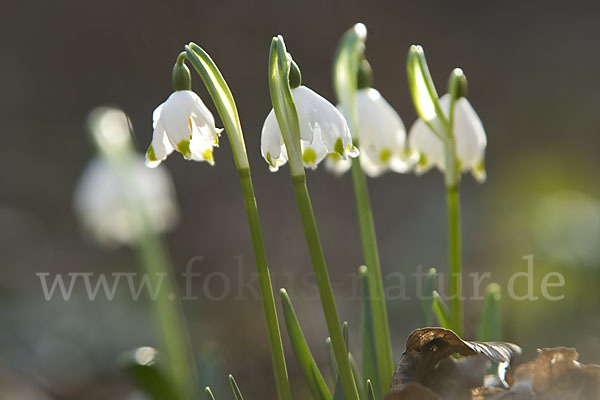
389,328 -> 521,400
512,347 -> 600,400
384,382 -> 441,400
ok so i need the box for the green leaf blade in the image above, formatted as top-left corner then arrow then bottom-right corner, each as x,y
280,289 -> 332,400
229,374 -> 245,400
267,37 -> 304,175
359,266 -> 380,400
432,290 -> 452,329
421,268 -> 437,327
477,283 -> 502,341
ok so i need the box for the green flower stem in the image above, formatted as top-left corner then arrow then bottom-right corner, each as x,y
349,157 -> 395,391
134,231 -> 197,399
332,25 -> 394,391
238,167 -> 292,400
445,174 -> 463,336
292,174 -> 360,400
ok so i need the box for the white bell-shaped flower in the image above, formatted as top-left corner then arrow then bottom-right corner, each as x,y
261,85 -> 358,171
146,90 -> 223,168
408,94 -> 487,182
328,88 -> 417,177
74,156 -> 179,246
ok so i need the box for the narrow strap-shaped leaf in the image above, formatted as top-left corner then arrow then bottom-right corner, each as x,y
359,266 -> 380,400
349,353 -> 363,399
421,268 -> 437,327
120,347 -> 180,400
229,374 -> 244,400
432,291 -> 451,329
326,337 -> 338,381
184,43 -> 249,170
205,386 -> 216,400
477,283 -> 502,342
280,289 -> 332,400
343,322 -> 349,351
331,322 -> 365,400
366,380 -> 375,400
333,322 -> 350,400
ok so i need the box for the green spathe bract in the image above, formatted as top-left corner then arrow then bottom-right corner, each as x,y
268,36 -> 304,176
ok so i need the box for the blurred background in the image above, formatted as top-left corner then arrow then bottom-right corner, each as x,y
2,0 -> 600,398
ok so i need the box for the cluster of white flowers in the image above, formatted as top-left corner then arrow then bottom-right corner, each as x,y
144,78 -> 486,182
262,83 -> 487,181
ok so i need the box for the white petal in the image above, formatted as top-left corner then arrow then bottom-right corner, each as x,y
355,88 -> 408,174
189,131 -> 216,165
159,91 -> 198,153
146,121 -> 174,168
152,103 -> 164,130
389,150 -> 419,174
360,152 -> 385,177
301,128 -> 328,169
408,117 -> 445,174
452,97 -> 487,171
325,154 -> 352,176
191,93 -> 223,144
261,109 -> 288,171
292,86 -> 351,154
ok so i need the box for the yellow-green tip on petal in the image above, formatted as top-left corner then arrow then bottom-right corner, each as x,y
472,159 -> 487,183
334,137 -> 345,156
177,140 -> 191,158
146,144 -> 157,162
203,148 -> 215,165
303,147 -> 317,166
379,148 -> 392,163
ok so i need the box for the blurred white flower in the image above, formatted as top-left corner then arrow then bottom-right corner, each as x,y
146,90 -> 223,168
261,85 -> 358,171
328,88 -> 416,177
408,94 -> 487,182
74,156 -> 178,246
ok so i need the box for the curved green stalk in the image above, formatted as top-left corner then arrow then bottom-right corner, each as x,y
268,35 -> 359,400
332,24 -> 395,393
184,44 -> 292,400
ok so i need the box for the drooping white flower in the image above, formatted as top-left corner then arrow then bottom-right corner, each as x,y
408,94 -> 487,182
261,85 -> 358,171
327,88 -> 417,177
74,156 -> 179,246
146,90 -> 223,168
